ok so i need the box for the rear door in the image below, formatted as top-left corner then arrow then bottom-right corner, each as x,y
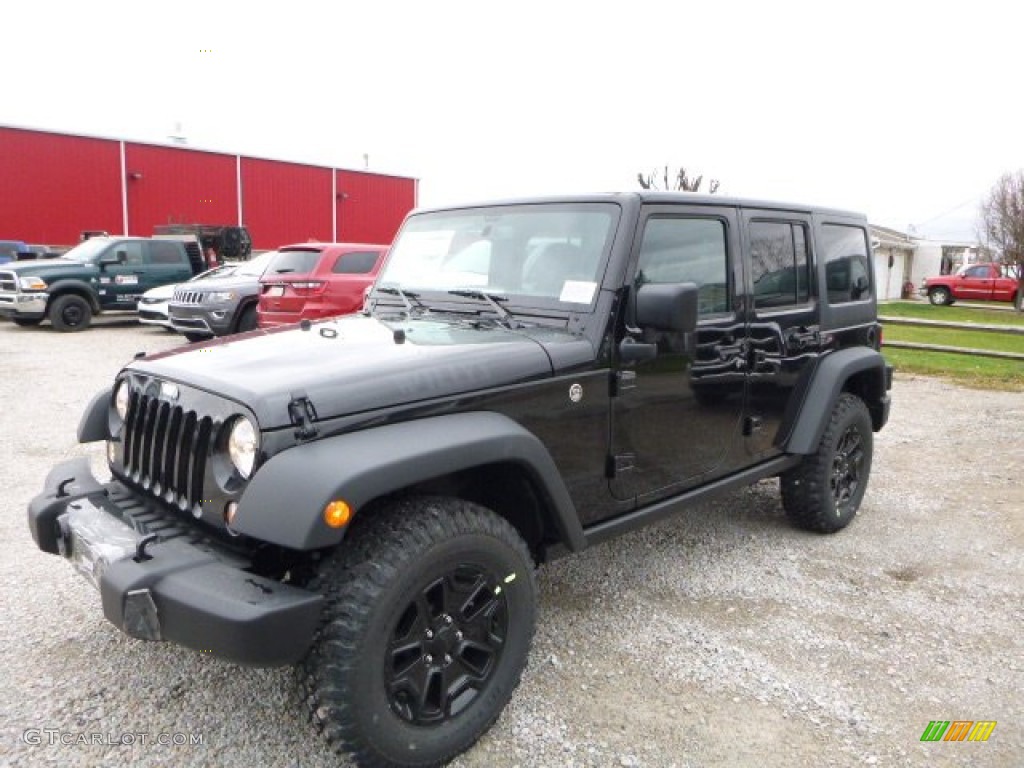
741,209 -> 819,460
144,240 -> 193,293
325,248 -> 385,315
608,204 -> 746,507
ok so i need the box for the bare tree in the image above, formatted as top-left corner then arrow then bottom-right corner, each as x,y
637,165 -> 720,194
979,171 -> 1024,311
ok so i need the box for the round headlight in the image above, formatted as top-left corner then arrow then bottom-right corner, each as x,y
227,417 -> 259,479
114,381 -> 131,421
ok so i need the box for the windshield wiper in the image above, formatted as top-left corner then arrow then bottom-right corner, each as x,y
374,284 -> 426,315
447,289 -> 518,327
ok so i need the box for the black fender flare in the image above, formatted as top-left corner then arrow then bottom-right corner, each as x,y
45,280 -> 101,312
78,387 -> 112,443
233,411 -> 586,552
783,347 -> 889,455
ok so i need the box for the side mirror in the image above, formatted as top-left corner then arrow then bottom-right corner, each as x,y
99,251 -> 125,266
635,282 -> 699,333
852,275 -> 869,300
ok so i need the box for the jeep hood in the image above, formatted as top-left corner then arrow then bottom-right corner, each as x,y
129,314 -> 594,429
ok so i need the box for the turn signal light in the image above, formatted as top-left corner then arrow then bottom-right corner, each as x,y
324,500 -> 352,528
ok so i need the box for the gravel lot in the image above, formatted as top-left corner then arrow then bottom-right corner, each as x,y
1,317 -> 1021,768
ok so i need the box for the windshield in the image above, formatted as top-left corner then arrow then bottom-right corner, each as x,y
235,250 -> 277,277
376,203 -> 619,307
61,238 -> 113,263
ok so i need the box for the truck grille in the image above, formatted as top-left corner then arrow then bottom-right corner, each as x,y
173,289 -> 205,305
123,391 -> 213,517
0,271 -> 16,292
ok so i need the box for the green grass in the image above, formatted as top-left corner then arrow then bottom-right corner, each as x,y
878,301 -> 1024,327
883,325 -> 1024,354
883,348 -> 1024,391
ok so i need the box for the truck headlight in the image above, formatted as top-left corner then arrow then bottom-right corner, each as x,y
114,380 -> 131,421
19,276 -> 47,291
227,417 -> 259,479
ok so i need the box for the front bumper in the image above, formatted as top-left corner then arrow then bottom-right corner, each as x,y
28,458 -> 322,666
0,290 -> 47,318
169,304 -> 234,336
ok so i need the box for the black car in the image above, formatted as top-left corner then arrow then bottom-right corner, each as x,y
168,250 -> 277,340
29,193 -> 890,767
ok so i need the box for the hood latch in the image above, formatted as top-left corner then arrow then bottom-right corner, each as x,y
288,391 -> 319,440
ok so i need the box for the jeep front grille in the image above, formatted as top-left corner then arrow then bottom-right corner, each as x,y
173,290 -> 205,305
123,392 -> 213,516
0,271 -> 17,292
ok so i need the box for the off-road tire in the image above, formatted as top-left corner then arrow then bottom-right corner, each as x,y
300,496 -> 537,768
49,294 -> 92,332
781,393 -> 873,533
236,304 -> 258,333
928,287 -> 952,305
12,317 -> 43,327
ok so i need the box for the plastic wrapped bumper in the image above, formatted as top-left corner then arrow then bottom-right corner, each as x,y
0,291 -> 47,318
28,458 -> 323,666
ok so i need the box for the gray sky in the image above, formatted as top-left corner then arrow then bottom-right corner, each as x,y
5,0 -> 1021,242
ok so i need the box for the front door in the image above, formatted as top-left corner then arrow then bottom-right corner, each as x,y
609,205 -> 746,505
99,241 -> 147,309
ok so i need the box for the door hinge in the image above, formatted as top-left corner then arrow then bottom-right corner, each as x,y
288,391 -> 319,440
605,453 -> 635,478
609,370 -> 637,397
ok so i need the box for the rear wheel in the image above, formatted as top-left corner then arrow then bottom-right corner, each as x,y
781,393 -> 873,533
49,294 -> 92,332
301,496 -> 536,767
928,287 -> 952,305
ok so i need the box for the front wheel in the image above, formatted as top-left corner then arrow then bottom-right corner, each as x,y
49,294 -> 93,332
928,287 -> 952,305
301,496 -> 537,768
781,393 -> 873,533
235,304 -> 258,333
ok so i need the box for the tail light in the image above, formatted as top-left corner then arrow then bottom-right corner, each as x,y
291,281 -> 326,296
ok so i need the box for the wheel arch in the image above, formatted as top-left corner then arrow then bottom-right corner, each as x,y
231,297 -> 258,332
46,281 -> 101,313
233,412 -> 586,557
782,347 -> 890,455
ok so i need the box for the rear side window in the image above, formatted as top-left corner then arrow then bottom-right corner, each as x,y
820,225 -> 871,304
749,220 -> 811,309
149,241 -> 185,265
332,251 -> 381,274
267,250 -> 320,275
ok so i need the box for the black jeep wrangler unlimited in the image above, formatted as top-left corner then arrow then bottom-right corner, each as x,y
28,193 -> 890,767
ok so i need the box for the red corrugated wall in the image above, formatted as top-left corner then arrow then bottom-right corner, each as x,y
336,170 -> 416,245
0,126 -> 122,244
1,126 -> 416,249
124,144 -> 237,236
241,158 -> 332,248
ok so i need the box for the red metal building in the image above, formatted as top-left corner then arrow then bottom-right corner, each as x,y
0,125 -> 417,250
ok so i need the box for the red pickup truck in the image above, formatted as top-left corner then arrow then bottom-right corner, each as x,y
921,263 -> 1019,306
